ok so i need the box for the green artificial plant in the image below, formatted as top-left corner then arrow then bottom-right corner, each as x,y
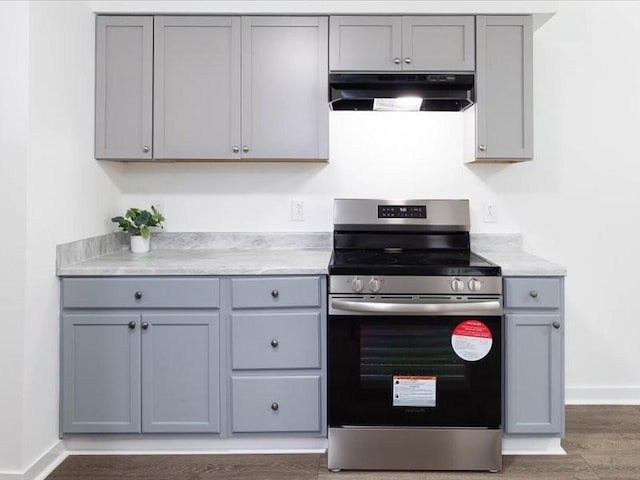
111,206 -> 165,239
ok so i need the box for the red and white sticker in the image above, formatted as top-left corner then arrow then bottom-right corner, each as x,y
451,320 -> 493,361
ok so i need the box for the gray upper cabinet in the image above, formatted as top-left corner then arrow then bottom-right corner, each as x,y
95,16 -> 153,160
329,16 -> 402,71
504,277 -> 564,435
330,16 -> 474,72
62,314 -> 141,433
141,314 -> 220,433
473,16 -> 533,161
241,17 -> 328,160
153,17 -> 241,160
402,16 -> 474,71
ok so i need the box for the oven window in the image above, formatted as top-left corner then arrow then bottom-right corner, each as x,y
328,315 -> 502,428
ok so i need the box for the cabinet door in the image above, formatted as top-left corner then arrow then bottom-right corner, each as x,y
95,16 -> 153,160
62,314 -> 141,433
402,16 -> 474,71
505,313 -> 563,434
476,16 -> 533,160
241,17 -> 328,160
141,313 -> 220,433
154,17 -> 241,160
329,16 -> 402,71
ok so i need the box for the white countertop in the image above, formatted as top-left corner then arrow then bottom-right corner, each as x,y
57,247 -> 333,276
56,232 -> 566,277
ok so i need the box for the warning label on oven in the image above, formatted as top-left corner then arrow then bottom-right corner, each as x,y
451,320 -> 493,361
392,376 -> 436,407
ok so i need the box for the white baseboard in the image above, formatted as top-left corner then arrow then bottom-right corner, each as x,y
502,436 -> 565,455
0,441 -> 68,480
566,386 -> 640,405
64,437 -> 328,455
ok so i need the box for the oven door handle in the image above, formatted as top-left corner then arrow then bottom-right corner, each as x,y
330,299 -> 502,315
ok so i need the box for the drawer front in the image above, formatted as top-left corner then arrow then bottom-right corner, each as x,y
504,277 -> 561,309
62,277 -> 220,309
231,277 -> 321,309
231,376 -> 321,433
231,313 -> 321,370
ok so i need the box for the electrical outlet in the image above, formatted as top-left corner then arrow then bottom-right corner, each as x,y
483,202 -> 498,223
291,200 -> 305,221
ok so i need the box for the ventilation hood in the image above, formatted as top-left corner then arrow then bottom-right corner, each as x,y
329,73 -> 475,112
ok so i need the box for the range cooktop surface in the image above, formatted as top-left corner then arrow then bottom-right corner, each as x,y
328,249 -> 501,276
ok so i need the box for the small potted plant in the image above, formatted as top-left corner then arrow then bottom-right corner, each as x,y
111,206 -> 165,253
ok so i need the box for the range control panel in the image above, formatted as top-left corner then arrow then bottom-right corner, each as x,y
378,205 -> 427,219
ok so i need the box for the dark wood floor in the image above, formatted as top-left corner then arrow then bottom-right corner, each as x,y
48,406 -> 640,480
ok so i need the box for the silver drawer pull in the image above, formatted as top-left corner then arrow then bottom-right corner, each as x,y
271,402 -> 279,411
134,290 -> 143,300
530,291 -> 538,298
271,339 -> 279,348
271,289 -> 279,298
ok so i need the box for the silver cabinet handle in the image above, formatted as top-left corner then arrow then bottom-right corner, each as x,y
143,145 -> 150,153
232,145 -> 240,153
242,145 -> 250,153
331,299 -> 501,315
530,291 -> 538,298
141,322 -> 149,330
271,402 -> 279,411
553,321 -> 561,329
479,144 -> 487,152
271,339 -> 279,348
134,291 -> 143,300
404,57 -> 412,64
271,289 -> 279,298
128,321 -> 136,330
393,57 -> 401,64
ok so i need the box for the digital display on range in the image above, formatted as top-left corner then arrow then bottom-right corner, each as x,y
378,205 -> 427,219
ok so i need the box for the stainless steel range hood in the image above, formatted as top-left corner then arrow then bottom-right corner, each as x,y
329,73 -> 475,112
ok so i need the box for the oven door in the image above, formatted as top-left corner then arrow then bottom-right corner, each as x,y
328,295 -> 502,429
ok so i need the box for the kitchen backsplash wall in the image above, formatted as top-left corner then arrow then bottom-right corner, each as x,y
118,112 -> 511,233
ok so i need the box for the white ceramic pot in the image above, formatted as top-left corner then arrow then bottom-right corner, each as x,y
130,235 -> 150,253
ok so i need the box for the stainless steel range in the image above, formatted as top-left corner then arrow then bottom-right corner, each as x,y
327,199 -> 503,472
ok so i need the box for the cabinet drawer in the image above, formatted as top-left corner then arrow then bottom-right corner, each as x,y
504,277 -> 561,309
231,376 -> 321,433
231,277 -> 321,309
62,277 -> 220,309
231,313 -> 320,370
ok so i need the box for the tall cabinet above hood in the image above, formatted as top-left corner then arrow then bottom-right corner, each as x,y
328,73 -> 475,112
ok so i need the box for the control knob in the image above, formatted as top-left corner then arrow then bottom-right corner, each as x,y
450,278 -> 464,292
368,277 -> 383,293
468,278 -> 482,291
351,276 -> 364,293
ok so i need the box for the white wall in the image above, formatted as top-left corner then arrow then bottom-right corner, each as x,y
0,2 -> 29,473
0,0 -> 123,474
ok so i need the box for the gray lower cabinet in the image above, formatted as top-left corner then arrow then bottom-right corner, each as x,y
61,278 -> 221,435
95,16 -> 153,160
329,16 -> 474,71
229,276 -> 326,435
470,16 -> 533,162
60,275 -> 326,438
504,277 -> 564,435
141,314 -> 220,433
62,313 -> 141,433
